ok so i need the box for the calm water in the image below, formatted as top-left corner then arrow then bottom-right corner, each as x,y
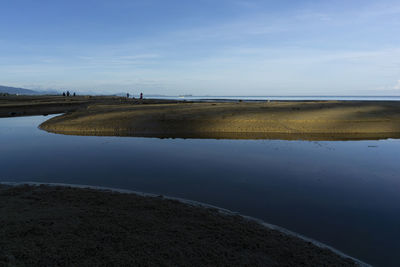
1,115 -> 400,266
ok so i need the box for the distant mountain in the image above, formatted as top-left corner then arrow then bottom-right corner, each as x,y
0,85 -> 39,95
0,85 -> 60,95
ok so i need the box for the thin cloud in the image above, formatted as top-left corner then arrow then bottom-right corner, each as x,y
394,80 -> 400,90
359,2 -> 400,18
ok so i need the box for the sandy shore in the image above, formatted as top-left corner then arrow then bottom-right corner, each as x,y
39,101 -> 400,140
0,184 -> 362,266
0,95 -> 180,118
0,95 -> 90,117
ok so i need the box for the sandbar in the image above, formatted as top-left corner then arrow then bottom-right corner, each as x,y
39,101 -> 400,140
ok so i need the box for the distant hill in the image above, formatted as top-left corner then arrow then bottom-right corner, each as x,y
0,85 -> 60,95
0,85 -> 39,95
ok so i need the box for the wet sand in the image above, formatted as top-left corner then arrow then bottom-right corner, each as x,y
39,101 -> 400,140
0,184 -> 361,266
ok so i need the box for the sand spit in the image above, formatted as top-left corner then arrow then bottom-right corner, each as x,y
0,183 -> 368,266
40,101 -> 400,140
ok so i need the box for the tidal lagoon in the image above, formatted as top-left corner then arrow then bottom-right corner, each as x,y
1,115 -> 399,265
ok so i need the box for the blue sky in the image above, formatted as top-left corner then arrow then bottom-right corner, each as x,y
1,0 -> 400,95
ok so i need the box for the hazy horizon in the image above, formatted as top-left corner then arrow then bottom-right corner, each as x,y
1,0 -> 400,96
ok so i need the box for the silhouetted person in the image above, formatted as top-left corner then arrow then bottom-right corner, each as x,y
140,92 -> 143,100
66,91 -> 70,97
127,93 -> 129,98
73,92 -> 76,97
62,92 -> 66,96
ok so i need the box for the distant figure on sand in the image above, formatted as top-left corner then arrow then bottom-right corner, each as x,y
66,91 -> 70,97
140,93 -> 143,100
62,92 -> 65,96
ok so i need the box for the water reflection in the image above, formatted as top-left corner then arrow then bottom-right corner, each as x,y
1,115 -> 399,266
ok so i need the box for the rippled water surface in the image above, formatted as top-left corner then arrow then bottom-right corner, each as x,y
1,115 -> 399,266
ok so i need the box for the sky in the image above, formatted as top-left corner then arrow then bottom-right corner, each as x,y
0,0 -> 400,96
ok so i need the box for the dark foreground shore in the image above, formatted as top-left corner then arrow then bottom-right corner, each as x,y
0,184 -> 361,266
